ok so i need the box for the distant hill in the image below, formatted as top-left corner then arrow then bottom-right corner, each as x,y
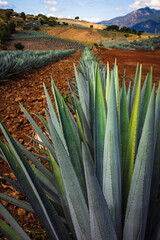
131,20 -> 160,34
98,7 -> 160,33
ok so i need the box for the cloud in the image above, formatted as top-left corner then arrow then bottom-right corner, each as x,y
0,0 -> 9,7
129,0 -> 160,10
48,6 -> 59,12
115,7 -> 122,11
82,17 -> 102,23
43,0 -> 58,5
78,2 -> 85,7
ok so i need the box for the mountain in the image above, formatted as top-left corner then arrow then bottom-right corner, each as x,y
131,20 -> 160,34
98,7 -> 160,33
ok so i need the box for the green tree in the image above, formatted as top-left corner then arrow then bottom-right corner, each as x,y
120,26 -> 131,33
48,16 -> 57,26
137,30 -> 144,38
14,42 -> 24,50
20,12 -> 26,20
107,25 -> 119,31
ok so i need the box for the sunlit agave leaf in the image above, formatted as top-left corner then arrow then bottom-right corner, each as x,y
74,64 -> 88,119
114,63 -> 120,135
45,117 -> 91,240
4,176 -> 24,195
120,80 -> 129,174
123,87 -> 155,240
0,193 -> 34,213
88,69 -> 94,137
0,203 -> 31,240
131,63 -> 139,109
43,82 -> 67,149
94,66 -> 107,187
51,82 -> 86,198
29,164 -> 59,203
140,73 -> 149,108
82,143 -> 117,240
49,151 -> 76,239
103,77 -> 121,238
0,218 -> 25,240
16,140 -> 55,183
137,68 -> 152,143
123,64 -> 142,211
20,104 -> 56,160
74,95 -> 93,152
127,78 -> 132,118
146,120 -> 160,239
155,82 -> 160,142
0,135 -> 71,240
106,61 -> 110,105
35,112 -> 50,133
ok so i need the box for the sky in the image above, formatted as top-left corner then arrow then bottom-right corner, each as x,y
0,0 -> 160,22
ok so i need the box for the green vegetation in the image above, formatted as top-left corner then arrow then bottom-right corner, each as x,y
0,49 -> 160,239
0,21 -> 15,46
0,49 -> 75,80
96,37 -> 129,48
10,30 -> 87,51
14,42 -> 24,50
20,12 -> 26,20
111,36 -> 160,50
104,25 -> 144,37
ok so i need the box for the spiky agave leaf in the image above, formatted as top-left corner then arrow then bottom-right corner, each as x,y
0,125 -> 72,240
103,77 -> 121,238
82,143 -> 117,240
123,86 -> 155,240
122,65 -> 142,211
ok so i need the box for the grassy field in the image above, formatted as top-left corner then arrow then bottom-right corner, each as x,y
40,25 -> 159,45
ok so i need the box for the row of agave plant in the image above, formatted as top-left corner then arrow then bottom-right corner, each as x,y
0,48 -> 160,239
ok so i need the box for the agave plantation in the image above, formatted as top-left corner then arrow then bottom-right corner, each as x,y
0,48 -> 160,240
0,49 -> 75,80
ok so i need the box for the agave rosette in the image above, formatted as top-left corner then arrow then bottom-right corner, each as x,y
0,49 -> 160,240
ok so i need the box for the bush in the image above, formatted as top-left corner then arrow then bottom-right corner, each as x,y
0,29 -> 10,44
93,43 -> 98,48
14,42 -> 24,50
124,33 -> 129,38
23,26 -> 31,30
33,26 -> 40,31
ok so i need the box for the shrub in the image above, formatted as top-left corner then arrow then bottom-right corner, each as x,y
23,25 -> 31,30
124,33 -> 129,38
93,42 -> 98,48
33,26 -> 40,31
14,42 -> 24,50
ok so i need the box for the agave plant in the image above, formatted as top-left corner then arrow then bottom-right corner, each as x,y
0,48 -> 160,240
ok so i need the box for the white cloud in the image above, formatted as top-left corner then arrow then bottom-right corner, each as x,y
0,0 -> 9,6
43,1 -> 58,5
129,0 -> 160,10
82,17 -> 102,23
78,2 -> 85,7
48,6 -> 59,12
115,7 -> 122,11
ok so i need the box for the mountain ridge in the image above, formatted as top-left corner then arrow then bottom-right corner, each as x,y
98,7 -> 160,33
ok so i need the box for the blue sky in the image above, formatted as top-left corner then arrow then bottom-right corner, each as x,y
0,0 -> 160,22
